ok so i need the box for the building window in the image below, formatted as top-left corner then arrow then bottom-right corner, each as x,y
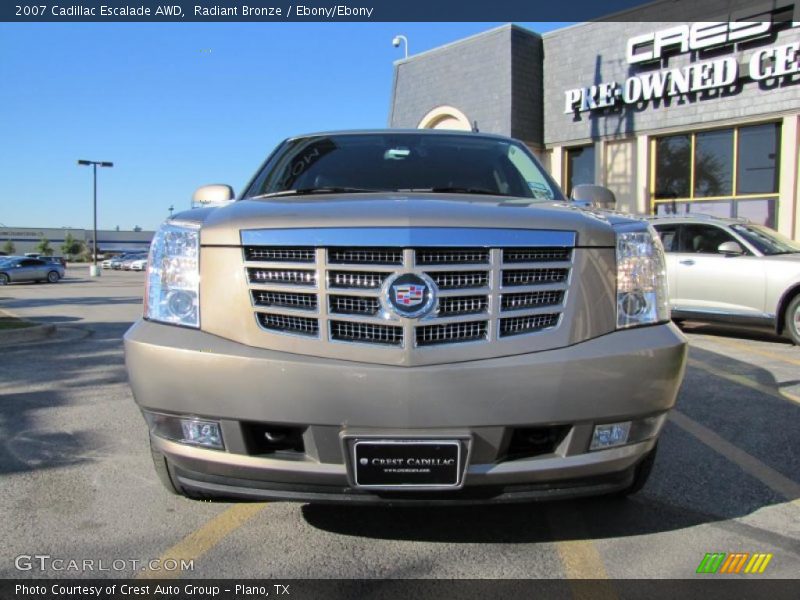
564,145 -> 595,196
652,123 -> 781,228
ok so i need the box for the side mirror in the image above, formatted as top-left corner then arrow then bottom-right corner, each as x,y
570,184 -> 616,210
718,241 -> 744,256
192,184 -> 235,207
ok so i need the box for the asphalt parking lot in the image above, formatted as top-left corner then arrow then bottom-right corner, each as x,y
0,268 -> 798,580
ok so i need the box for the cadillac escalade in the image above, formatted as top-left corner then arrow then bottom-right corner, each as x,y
124,130 -> 687,504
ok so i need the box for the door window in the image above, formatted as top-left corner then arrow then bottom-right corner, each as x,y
654,225 -> 679,252
677,225 -> 740,255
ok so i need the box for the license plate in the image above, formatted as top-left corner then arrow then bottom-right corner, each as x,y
353,440 -> 461,488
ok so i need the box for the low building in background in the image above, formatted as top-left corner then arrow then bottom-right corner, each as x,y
0,226 -> 153,256
389,0 -> 800,240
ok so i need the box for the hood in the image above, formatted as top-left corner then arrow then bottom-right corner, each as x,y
192,194 -> 636,247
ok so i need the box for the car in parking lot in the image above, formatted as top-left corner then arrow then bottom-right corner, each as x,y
121,254 -> 147,270
125,129 -> 688,504
110,253 -> 143,270
0,256 -> 65,284
649,215 -> 800,344
129,258 -> 148,271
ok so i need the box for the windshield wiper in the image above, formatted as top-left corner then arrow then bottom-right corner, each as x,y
251,187 -> 381,199
402,187 -> 516,197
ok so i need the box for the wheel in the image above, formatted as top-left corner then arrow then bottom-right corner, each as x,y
46,271 -> 60,283
785,294 -> 800,345
616,443 -> 658,497
0,273 -> 8,285
150,442 -> 186,496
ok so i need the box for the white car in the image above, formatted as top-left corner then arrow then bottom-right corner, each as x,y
130,259 -> 148,271
101,259 -> 114,269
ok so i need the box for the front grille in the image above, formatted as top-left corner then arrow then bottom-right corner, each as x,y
330,321 -> 403,346
503,248 -> 571,263
252,290 -> 317,310
417,321 -> 488,346
501,290 -> 564,311
428,271 -> 488,290
438,295 -> 488,316
328,270 -> 388,289
416,248 -> 489,265
328,248 -> 403,265
329,295 -> 381,315
249,268 -> 316,286
502,269 -> 568,287
499,314 -> 560,337
243,235 -> 574,350
245,246 -> 315,263
258,313 -> 319,336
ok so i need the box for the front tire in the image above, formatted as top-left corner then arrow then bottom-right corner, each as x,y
47,271 -> 60,283
0,274 -> 8,285
785,294 -> 800,346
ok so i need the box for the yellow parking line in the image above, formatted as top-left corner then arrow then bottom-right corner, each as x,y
688,358 -> 800,406
670,410 -> 800,499
701,336 -> 800,368
137,503 -> 267,579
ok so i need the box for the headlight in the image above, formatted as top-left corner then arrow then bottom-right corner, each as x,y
616,225 -> 669,329
144,221 -> 200,328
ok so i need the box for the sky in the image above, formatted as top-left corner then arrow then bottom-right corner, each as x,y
0,21 -> 570,232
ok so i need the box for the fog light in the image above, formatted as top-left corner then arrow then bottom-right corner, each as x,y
143,412 -> 225,450
180,419 -> 223,449
590,421 -> 631,451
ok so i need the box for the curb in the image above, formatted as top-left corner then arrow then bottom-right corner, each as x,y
0,308 -> 57,345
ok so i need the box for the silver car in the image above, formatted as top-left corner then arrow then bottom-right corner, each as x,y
0,257 -> 65,285
649,215 -> 800,344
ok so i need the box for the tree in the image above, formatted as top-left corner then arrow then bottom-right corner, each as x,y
36,237 -> 53,256
61,232 -> 84,259
1,240 -> 14,255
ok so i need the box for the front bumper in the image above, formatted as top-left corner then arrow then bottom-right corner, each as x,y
125,320 -> 687,503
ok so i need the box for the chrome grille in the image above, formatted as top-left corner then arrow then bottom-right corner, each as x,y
417,321 -> 488,346
502,268 -> 568,287
328,248 -> 402,265
428,271 -> 488,290
500,314 -> 560,337
257,313 -> 319,336
328,270 -> 388,289
329,295 -> 380,316
503,248 -> 571,263
243,231 -> 573,351
416,248 -> 489,265
248,268 -> 316,286
438,295 -> 488,316
253,290 -> 317,310
331,321 -> 402,346
501,290 -> 564,312
245,246 -> 315,262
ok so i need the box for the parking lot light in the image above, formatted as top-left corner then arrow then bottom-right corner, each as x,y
77,159 -> 114,277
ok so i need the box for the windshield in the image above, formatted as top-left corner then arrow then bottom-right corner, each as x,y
731,224 -> 800,255
244,133 -> 562,201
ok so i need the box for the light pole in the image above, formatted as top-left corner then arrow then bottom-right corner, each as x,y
392,35 -> 409,59
77,159 -> 113,277
168,205 -> 175,218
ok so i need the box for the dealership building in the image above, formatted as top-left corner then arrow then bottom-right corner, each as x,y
0,226 -> 153,256
389,1 -> 800,240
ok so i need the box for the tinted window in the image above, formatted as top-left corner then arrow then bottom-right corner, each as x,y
565,145 -> 595,196
246,134 -> 561,201
731,224 -> 800,255
678,225 -> 738,254
653,225 -> 679,252
694,129 -> 733,197
737,123 -> 780,194
654,135 -> 691,199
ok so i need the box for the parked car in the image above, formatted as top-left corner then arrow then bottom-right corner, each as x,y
649,215 -> 800,344
110,253 -> 139,270
102,257 -> 115,269
125,130 -> 687,504
129,258 -> 148,271
0,256 -> 65,284
121,254 -> 147,270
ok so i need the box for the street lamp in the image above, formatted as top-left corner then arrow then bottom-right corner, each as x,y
392,35 -> 409,59
77,159 -> 113,277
